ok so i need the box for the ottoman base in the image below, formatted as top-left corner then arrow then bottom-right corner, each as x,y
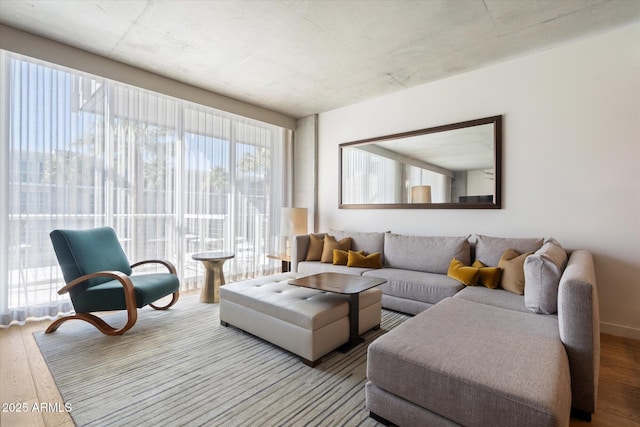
220,272 -> 382,366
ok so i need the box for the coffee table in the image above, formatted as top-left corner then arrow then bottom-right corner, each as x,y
192,252 -> 235,303
288,272 -> 386,351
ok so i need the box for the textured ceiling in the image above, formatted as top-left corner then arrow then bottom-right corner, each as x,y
1,0 -> 639,119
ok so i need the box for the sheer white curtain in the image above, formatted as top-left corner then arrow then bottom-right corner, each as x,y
406,165 -> 450,203
341,147 -> 399,204
341,147 -> 451,204
0,50 -> 288,326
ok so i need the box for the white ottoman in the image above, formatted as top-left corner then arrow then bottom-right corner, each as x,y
220,272 -> 383,366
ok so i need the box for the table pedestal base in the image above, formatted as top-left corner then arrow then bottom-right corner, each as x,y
192,252 -> 234,304
199,260 -> 226,303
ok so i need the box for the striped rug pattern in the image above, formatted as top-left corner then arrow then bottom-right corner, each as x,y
35,295 -> 409,426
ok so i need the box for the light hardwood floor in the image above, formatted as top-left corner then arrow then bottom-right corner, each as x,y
1,321 -> 638,427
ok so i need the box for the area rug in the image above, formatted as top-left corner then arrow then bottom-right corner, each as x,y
35,295 -> 409,426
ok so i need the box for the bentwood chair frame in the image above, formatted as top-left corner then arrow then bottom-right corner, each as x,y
47,227 -> 180,336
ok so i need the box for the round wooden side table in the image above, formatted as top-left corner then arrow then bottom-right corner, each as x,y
191,252 -> 235,303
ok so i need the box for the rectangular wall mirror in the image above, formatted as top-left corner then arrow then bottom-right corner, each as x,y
339,115 -> 502,209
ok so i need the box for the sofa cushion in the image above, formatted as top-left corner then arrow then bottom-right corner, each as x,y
524,239 -> 568,314
380,294 -> 433,316
367,297 -> 571,427
347,250 -> 382,269
384,233 -> 471,274
320,235 -> 351,263
297,260 -> 373,276
474,235 -> 543,267
498,249 -> 533,295
363,268 -> 464,305
447,258 -> 479,286
329,229 -> 386,262
454,286 -> 537,314
472,260 -> 502,289
305,233 -> 325,261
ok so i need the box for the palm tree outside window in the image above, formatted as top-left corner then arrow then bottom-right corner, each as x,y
0,50 -> 289,326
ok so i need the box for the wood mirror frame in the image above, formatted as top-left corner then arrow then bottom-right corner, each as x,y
338,115 -> 502,209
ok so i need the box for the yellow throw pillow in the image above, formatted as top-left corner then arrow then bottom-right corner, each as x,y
305,233 -> 324,261
321,235 -> 352,263
472,260 -> 502,289
347,250 -> 383,268
333,249 -> 349,265
498,249 -> 532,295
333,249 -> 364,265
447,258 -> 479,286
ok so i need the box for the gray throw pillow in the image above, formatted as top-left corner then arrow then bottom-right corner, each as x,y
524,238 -> 568,314
474,235 -> 543,267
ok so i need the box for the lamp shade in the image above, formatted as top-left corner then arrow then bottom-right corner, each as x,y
411,185 -> 432,203
280,207 -> 308,236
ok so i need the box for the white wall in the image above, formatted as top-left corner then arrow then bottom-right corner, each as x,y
316,22 -> 640,339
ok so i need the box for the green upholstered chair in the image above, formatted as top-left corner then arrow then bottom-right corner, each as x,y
47,226 -> 180,335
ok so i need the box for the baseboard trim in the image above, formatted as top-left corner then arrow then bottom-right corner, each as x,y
600,322 -> 640,341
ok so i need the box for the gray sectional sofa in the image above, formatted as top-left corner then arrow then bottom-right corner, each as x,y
292,230 -> 599,426
293,230 -> 471,315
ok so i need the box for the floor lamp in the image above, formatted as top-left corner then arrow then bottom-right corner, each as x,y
281,207 -> 308,258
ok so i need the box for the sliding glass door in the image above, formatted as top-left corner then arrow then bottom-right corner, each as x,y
0,50 -> 289,325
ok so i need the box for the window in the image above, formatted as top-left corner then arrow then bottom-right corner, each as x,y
0,50 -> 289,325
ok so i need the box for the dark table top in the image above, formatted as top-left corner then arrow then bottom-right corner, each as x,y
288,272 -> 385,295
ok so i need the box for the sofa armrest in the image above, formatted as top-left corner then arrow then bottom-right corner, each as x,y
557,249 -> 600,415
291,234 -> 309,272
292,233 -> 327,272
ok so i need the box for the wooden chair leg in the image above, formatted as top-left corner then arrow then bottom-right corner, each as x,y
45,290 -> 176,335
45,310 -> 137,336
150,291 -> 180,310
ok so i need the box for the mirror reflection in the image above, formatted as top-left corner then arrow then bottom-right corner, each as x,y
339,116 -> 502,209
